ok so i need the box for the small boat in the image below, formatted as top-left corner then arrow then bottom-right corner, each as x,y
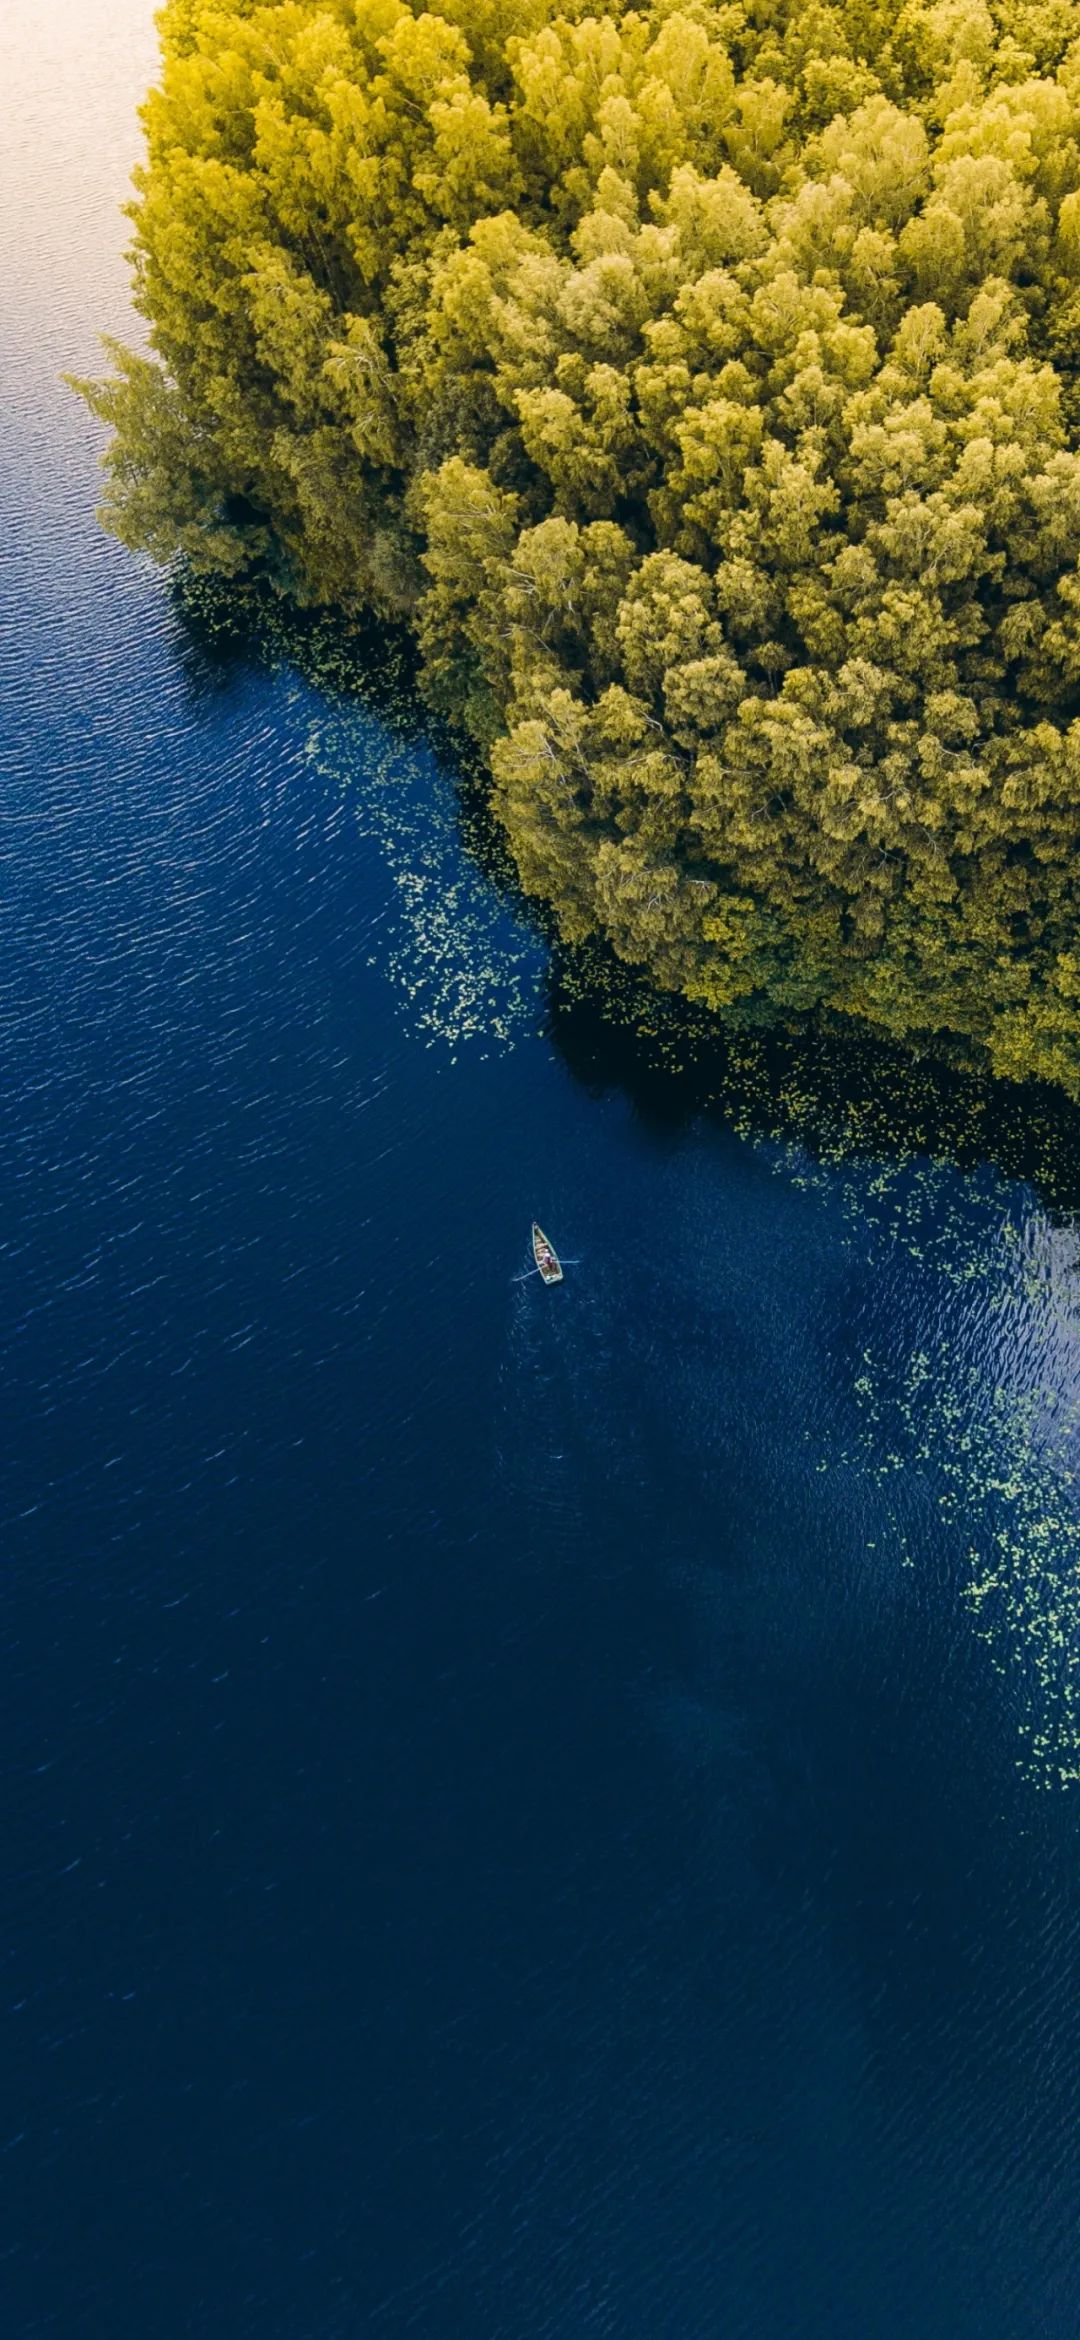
532,1223 -> 563,1284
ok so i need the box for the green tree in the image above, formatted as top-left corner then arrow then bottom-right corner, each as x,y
75,0 -> 1080,1096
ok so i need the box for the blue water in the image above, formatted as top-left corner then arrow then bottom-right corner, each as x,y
5,7 -> 1080,2335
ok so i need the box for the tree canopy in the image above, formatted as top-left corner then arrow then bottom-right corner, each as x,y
78,0 -> 1080,1094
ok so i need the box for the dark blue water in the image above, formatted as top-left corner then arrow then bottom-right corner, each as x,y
5,9 -> 1080,2336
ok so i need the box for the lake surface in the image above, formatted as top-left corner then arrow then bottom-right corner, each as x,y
4,7 -> 1080,2335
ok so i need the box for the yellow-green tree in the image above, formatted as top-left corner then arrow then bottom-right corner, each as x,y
76,0 -> 1080,1095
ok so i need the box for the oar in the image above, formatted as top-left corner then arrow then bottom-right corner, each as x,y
511,1259 -> 581,1280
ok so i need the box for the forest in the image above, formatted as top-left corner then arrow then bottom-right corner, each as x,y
79,0 -> 1080,1095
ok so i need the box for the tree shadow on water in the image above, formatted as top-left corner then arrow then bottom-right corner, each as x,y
546,942 -> 1080,1214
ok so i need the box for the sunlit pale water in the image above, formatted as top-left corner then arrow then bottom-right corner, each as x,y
4,8 -> 1080,2336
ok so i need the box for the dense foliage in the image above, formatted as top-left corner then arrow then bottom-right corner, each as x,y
81,0 -> 1080,1090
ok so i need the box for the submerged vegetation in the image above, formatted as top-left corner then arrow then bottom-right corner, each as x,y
80,0 -> 1080,1095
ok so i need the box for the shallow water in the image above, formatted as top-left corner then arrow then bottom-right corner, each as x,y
3,7 -> 1080,2336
